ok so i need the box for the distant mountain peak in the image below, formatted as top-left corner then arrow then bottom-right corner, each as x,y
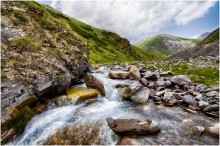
197,32 -> 211,40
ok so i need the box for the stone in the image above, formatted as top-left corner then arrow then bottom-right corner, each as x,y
171,75 -> 192,86
84,73 -> 106,96
128,65 -> 141,80
204,126 -> 219,138
156,86 -> 165,91
109,71 -> 129,79
183,95 -> 197,107
138,66 -> 147,73
198,101 -> 209,109
156,89 -> 169,97
130,89 -> 150,103
189,126 -> 204,135
202,104 -> 219,112
106,118 -> 160,135
148,82 -> 155,89
122,82 -> 141,99
1,128 -> 16,144
160,71 -> 173,76
195,84 -> 207,92
153,96 -> 162,102
56,73 -> 71,95
163,92 -> 175,102
139,78 -> 148,87
205,91 -> 218,97
144,72 -> 158,81
116,136 -> 140,145
195,94 -> 203,101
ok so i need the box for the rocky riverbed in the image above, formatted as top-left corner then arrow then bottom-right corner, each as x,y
8,65 -> 219,145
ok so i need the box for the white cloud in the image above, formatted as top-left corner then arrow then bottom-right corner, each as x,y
50,0 -> 215,43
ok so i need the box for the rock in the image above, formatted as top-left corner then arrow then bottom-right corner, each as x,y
148,82 -> 155,89
56,73 -> 72,95
138,66 -> 147,73
204,126 -> 219,138
84,73 -> 106,96
34,104 -> 47,114
116,136 -> 140,145
195,94 -> 203,101
109,71 -> 129,79
130,89 -> 150,103
156,86 -> 165,91
205,91 -> 218,97
195,84 -> 207,92
122,82 -> 150,103
115,84 -> 129,88
128,65 -> 141,80
144,72 -> 158,81
203,104 -> 219,112
156,89 -> 170,97
163,92 -> 175,102
85,98 -> 97,106
198,101 -> 209,109
174,85 -> 180,89
183,85 -> 190,91
189,126 -> 204,135
160,71 -> 173,76
139,78 -> 148,87
149,89 -> 156,97
153,96 -> 162,102
1,128 -> 16,144
171,75 -> 192,86
183,95 -> 197,107
67,88 -> 99,102
106,118 -> 160,135
209,99 -> 219,104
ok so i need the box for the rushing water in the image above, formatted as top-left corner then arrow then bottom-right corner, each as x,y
11,67 -> 219,145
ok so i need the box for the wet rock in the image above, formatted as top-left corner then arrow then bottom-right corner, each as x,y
85,98 -> 97,106
128,65 -> 141,80
189,126 -> 204,135
122,82 -> 141,99
109,71 -> 129,79
160,71 -> 173,76
163,92 -> 175,102
34,104 -> 47,114
139,78 -> 148,87
115,84 -> 129,88
84,73 -> 106,96
130,89 -> 150,104
183,95 -> 197,107
116,136 -> 140,145
106,118 -> 160,135
67,88 -> 99,102
205,91 -> 218,97
1,128 -> 16,144
144,72 -> 158,81
171,75 -> 192,86
198,101 -> 209,109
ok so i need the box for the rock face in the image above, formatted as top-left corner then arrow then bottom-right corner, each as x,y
171,75 -> 192,86
106,118 -> 160,135
128,65 -> 140,80
84,73 -> 106,96
109,71 -> 129,79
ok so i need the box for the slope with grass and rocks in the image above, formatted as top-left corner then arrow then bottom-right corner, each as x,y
137,34 -> 201,57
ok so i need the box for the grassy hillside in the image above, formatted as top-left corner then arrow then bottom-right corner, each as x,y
137,34 -> 201,57
200,28 -> 219,45
1,1 -> 158,65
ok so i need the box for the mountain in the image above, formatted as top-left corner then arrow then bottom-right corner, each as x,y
170,28 -> 219,58
198,32 -> 210,40
137,34 -> 201,57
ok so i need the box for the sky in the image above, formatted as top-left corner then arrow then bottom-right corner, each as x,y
36,0 -> 219,44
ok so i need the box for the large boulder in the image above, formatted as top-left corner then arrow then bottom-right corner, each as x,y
109,71 -> 129,79
106,118 -> 160,135
171,75 -> 192,86
128,65 -> 140,80
84,73 -> 106,96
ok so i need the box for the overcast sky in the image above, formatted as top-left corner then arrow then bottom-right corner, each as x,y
37,0 -> 219,44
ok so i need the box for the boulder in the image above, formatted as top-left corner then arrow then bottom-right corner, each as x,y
139,78 -> 148,87
156,79 -> 171,87
138,66 -> 147,73
195,94 -> 203,101
163,92 -> 175,102
130,89 -> 150,104
171,75 -> 192,86
106,118 -> 160,135
183,95 -> 197,107
128,65 -> 141,80
148,82 -> 155,89
109,71 -> 129,79
204,125 -> 219,138
203,104 -> 219,112
160,71 -> 173,76
122,82 -> 141,99
198,101 -> 209,109
84,73 -> 106,96
116,137 -> 140,145
205,91 -> 218,97
195,84 -> 207,92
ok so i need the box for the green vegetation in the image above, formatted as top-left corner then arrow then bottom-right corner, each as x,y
200,28 -> 219,44
137,34 -> 201,57
6,1 -> 158,64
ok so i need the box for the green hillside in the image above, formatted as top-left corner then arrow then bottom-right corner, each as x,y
1,1 -> 158,65
200,28 -> 219,45
137,34 -> 201,57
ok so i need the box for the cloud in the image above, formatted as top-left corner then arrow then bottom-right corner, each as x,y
192,34 -> 200,39
50,0 -> 215,43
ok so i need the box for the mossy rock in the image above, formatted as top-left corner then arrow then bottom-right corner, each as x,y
16,95 -> 38,109
8,106 -> 34,134
67,87 -> 99,101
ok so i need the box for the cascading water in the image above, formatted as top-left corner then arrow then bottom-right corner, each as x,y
11,67 -> 219,145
